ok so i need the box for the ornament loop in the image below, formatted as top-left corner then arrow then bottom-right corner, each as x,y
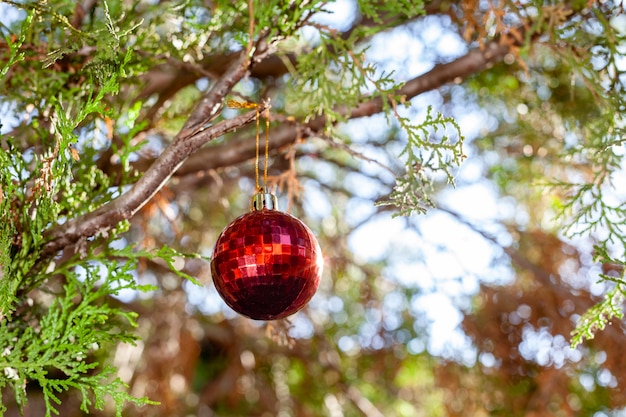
250,187 -> 278,211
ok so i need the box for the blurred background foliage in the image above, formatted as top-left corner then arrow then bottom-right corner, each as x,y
1,0 -> 625,416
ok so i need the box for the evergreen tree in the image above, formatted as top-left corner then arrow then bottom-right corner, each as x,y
0,0 -> 624,415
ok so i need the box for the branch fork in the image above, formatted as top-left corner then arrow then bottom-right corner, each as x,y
41,52 -> 266,258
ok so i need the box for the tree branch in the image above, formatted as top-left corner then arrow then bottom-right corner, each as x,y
133,1 -> 450,123
41,31 -> 513,259
155,38 -> 513,178
41,53 -> 259,258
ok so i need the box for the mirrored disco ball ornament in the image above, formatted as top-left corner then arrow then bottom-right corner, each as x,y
210,189 -> 323,320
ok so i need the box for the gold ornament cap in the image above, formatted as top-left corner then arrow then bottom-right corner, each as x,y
250,187 -> 278,211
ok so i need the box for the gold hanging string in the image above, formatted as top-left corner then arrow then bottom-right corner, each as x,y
264,106 -> 270,189
226,99 -> 271,192
255,106 -> 261,190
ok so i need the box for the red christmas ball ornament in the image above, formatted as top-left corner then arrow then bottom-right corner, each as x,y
211,189 -> 323,320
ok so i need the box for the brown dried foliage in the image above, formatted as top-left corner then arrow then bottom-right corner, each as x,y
437,230 -> 626,415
